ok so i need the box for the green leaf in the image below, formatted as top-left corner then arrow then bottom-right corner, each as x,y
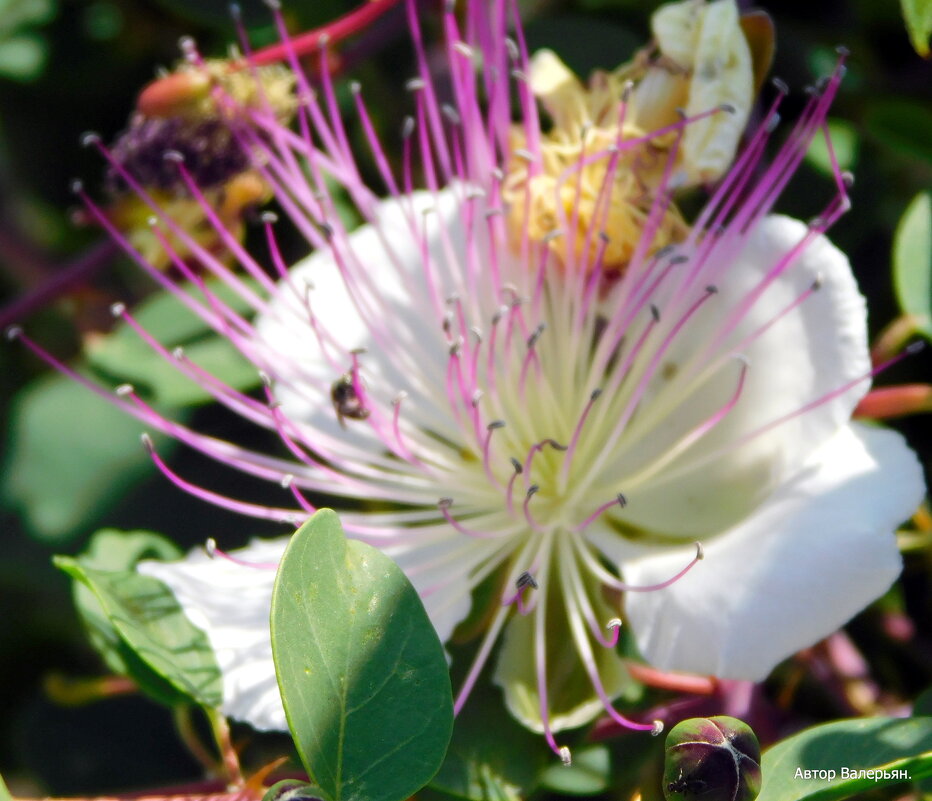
0,771 -> 12,801
70,529 -> 181,682
893,192 -> 932,340
86,278 -> 261,407
271,509 -> 454,801
805,119 -> 858,177
0,34 -> 46,80
866,100 -> 932,163
539,745 -> 611,795
0,0 -> 55,30
901,0 -> 932,57
2,371 -> 178,541
430,680 -> 546,801
758,717 -> 932,801
915,687 -> 932,718
55,551 -> 223,709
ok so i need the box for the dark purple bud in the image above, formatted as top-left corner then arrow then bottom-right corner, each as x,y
662,716 -> 761,801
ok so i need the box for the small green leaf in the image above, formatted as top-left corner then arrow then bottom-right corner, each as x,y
805,119 -> 858,177
271,509 -> 454,801
55,551 -> 222,709
901,0 -> 932,57
0,771 -> 12,801
893,192 -> 932,340
758,717 -> 932,801
539,745 -> 611,795
70,529 -> 181,682
2,372 -> 178,541
86,278 -> 261,407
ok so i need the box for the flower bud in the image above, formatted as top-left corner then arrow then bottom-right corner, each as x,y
662,716 -> 761,801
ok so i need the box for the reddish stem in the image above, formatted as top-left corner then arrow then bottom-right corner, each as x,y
853,384 -> 932,419
625,661 -> 719,695
248,0 -> 406,67
0,240 -> 120,330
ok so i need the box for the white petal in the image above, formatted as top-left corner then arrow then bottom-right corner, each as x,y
255,187 -> 472,447
138,538 -> 288,731
137,531 -> 481,730
384,533 -> 487,645
622,423 -> 924,680
611,215 -> 871,536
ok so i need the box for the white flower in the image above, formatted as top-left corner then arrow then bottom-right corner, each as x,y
23,0 -> 923,760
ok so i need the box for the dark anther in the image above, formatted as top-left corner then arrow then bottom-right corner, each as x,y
617,493 -> 628,508
438,497 -> 454,509
590,388 -> 603,402
527,323 -> 546,349
487,420 -> 506,430
526,484 -> 540,498
706,284 -> 719,294
510,457 -> 523,474
772,77 -> 789,94
650,304 -> 661,323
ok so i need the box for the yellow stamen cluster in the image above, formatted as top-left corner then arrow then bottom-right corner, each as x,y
504,0 -> 756,276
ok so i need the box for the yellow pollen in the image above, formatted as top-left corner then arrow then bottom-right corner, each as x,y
502,0 -> 760,275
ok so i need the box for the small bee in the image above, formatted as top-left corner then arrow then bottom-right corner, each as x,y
331,373 -> 369,428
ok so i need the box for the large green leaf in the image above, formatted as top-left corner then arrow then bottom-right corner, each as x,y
2,371 -> 177,541
901,0 -> 932,57
86,278 -> 262,407
893,192 -> 932,340
758,717 -> 932,801
55,551 -> 222,709
271,509 -> 453,801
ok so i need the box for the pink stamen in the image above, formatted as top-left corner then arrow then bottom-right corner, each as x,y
438,498 -> 505,539
522,485 -> 547,532
204,538 -> 280,570
574,493 -> 627,532
560,388 -> 602,484
141,433 -> 303,525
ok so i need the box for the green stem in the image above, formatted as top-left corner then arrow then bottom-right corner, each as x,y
206,707 -> 245,788
173,705 -> 222,776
